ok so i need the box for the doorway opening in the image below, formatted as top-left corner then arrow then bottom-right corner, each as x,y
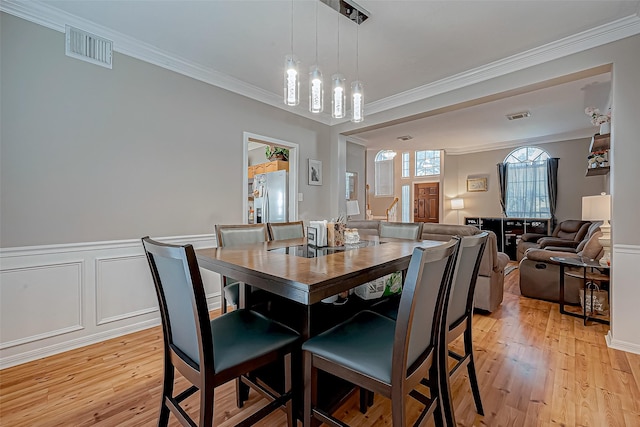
243,132 -> 299,224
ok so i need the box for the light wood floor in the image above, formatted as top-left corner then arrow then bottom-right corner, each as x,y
1,266 -> 639,426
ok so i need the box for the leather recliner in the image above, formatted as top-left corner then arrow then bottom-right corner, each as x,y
518,226 -> 603,303
516,219 -> 591,261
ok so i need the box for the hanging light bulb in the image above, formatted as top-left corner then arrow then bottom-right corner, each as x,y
332,73 -> 346,119
309,65 -> 324,113
284,54 -> 299,106
309,0 -> 323,113
351,80 -> 364,123
284,0 -> 299,106
351,25 -> 364,122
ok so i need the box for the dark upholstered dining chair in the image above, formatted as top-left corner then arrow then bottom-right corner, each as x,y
364,232 -> 489,426
267,221 -> 304,241
215,224 -> 269,314
439,231 -> 488,426
302,238 -> 461,427
142,236 -> 299,427
379,221 -> 424,240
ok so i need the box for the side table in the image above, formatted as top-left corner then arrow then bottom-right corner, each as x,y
550,256 -> 610,325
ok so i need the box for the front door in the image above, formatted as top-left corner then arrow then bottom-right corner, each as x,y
414,182 -> 439,223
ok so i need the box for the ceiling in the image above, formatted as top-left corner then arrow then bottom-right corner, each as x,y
5,0 -> 639,151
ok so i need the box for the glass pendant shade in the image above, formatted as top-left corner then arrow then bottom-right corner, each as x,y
309,65 -> 324,113
284,54 -> 299,106
331,73 -> 346,119
351,80 -> 364,123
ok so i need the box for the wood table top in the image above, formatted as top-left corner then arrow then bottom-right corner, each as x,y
196,237 -> 444,305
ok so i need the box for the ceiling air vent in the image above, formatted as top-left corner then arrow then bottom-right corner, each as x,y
65,25 -> 113,69
396,135 -> 413,141
506,111 -> 531,121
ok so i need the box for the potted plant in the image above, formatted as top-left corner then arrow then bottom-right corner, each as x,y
265,146 -> 289,161
585,107 -> 611,134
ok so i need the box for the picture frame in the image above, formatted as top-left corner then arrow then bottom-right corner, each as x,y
308,159 -> 323,186
467,177 -> 488,192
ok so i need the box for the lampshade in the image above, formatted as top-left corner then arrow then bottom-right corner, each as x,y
582,193 -> 611,221
451,198 -> 465,210
346,200 -> 360,216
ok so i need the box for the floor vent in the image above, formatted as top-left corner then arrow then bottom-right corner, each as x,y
65,25 -> 113,69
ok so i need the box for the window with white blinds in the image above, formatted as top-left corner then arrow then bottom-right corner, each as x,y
375,150 -> 396,197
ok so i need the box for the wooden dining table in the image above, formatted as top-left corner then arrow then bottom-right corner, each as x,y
196,236 -> 443,337
196,235 -> 445,416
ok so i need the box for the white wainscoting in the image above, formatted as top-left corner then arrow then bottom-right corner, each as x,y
606,244 -> 640,355
0,235 -> 219,369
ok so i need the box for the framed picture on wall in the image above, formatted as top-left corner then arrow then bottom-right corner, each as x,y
309,159 -> 322,186
467,177 -> 488,192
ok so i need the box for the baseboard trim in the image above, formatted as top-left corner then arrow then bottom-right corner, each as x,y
606,330 -> 640,355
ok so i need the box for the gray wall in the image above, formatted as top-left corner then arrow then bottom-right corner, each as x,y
0,14 -> 333,247
446,138 -> 606,222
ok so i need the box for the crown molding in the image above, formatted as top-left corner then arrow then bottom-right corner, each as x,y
2,0 -> 639,127
367,13 -> 640,116
444,128 -> 595,155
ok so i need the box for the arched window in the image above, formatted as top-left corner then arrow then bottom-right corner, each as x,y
375,150 -> 396,196
502,146 -> 552,218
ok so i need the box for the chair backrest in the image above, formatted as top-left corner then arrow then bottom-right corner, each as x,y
391,238 -> 460,383
575,221 -> 602,253
447,232 -> 489,328
555,220 -> 591,242
379,222 -> 424,240
216,224 -> 269,248
577,229 -> 604,260
268,221 -> 304,241
142,237 -> 213,373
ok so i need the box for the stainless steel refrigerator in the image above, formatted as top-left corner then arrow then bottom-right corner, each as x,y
253,170 -> 288,223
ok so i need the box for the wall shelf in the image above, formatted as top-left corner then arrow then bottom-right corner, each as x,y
586,166 -> 610,176
586,133 -> 610,176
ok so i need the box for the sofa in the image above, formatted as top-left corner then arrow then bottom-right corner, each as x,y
516,219 -> 591,261
346,220 -> 510,312
518,224 -> 603,303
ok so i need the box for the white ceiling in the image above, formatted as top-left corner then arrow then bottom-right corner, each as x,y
5,0 -> 639,151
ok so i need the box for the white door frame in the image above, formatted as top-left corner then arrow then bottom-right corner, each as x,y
243,132 -> 299,224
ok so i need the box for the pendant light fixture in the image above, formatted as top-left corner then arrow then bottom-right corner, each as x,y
351,23 -> 364,123
309,0 -> 324,113
331,14 -> 346,119
284,0 -> 299,106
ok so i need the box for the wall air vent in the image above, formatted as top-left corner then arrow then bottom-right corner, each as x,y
506,111 -> 531,120
65,25 -> 113,69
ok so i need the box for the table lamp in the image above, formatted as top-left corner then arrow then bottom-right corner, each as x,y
451,198 -> 464,225
582,192 -> 611,266
346,200 -> 360,220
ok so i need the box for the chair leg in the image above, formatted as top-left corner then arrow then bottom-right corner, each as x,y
390,388 -> 406,427
464,329 -> 484,415
236,377 -> 250,408
221,278 -> 229,314
284,352 -> 294,427
438,350 -> 456,427
303,351 -> 316,427
158,358 -> 174,427
199,384 -> 215,427
359,389 -> 368,413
